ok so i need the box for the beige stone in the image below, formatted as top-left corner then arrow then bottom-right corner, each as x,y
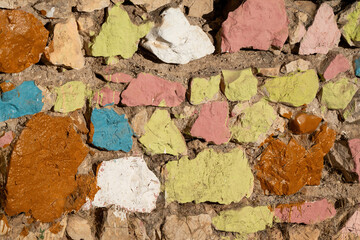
45,17 -> 85,70
289,225 -> 321,240
77,0 -> 110,12
130,0 -> 171,12
77,15 -> 95,32
183,0 -> 213,17
131,109 -> 148,136
101,208 -> 130,240
66,215 -> 94,240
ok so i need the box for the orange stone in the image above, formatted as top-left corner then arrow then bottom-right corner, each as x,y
5,113 -> 96,222
0,82 -> 15,93
0,10 -> 48,73
289,112 -> 322,134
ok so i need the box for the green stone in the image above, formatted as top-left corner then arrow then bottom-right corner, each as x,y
190,75 -> 220,105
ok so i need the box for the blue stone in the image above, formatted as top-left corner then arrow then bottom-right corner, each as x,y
91,108 -> 133,152
355,57 -> 360,77
0,81 -> 43,122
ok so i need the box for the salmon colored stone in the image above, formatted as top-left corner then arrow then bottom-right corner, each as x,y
0,131 -> 14,148
256,123 -> 335,195
0,10 -> 48,73
323,54 -> 350,81
5,113 -> 96,222
289,112 -> 322,134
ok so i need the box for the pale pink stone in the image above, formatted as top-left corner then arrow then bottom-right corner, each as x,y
121,73 -> 186,107
104,72 -> 134,83
323,54 -> 351,80
289,21 -> 306,44
274,199 -> 336,224
349,139 -> 360,182
341,209 -> 360,237
221,0 -> 288,52
0,131 -> 14,148
190,101 -> 231,145
93,86 -> 120,106
299,3 -> 341,55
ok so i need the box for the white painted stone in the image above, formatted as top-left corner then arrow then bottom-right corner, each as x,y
92,156 -> 160,213
142,8 -> 215,64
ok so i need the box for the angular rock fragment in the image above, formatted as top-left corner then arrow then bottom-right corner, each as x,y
0,0 -> 37,9
222,68 -> 258,102
274,199 -> 336,224
33,0 -> 76,19
263,69 -> 319,107
212,206 -> 273,235
91,4 -> 153,58
90,108 -> 133,152
256,123 -> 336,195
289,112 -> 322,134
142,8 -> 214,64
45,17 -> 85,70
54,81 -> 91,113
183,0 -> 213,18
93,86 -> 120,106
0,81 -> 43,122
349,139 -> 360,182
77,0 -> 110,12
139,109 -> 187,156
101,207 -> 130,240
77,15 -> 95,33
165,148 -> 254,204
0,81 -> 15,93
190,101 -> 230,145
131,109 -> 147,136
323,54 -> 350,81
343,91 -> 360,122
288,225 -> 321,240
257,67 -> 280,77
339,2 -> 360,47
340,209 -> 360,239
190,75 -> 220,105
43,216 -> 67,239
5,113 -> 96,222
66,215 -> 94,240
289,20 -> 306,45
91,157 -> 160,212
231,99 -> 276,143
0,215 -> 9,236
285,59 -> 312,73
130,0 -> 171,12
299,4 -> 341,55
221,0 -> 288,52
0,10 -> 48,73
121,73 -> 186,107
104,72 -> 134,83
0,131 -> 13,148
163,214 -> 213,240
321,78 -> 358,110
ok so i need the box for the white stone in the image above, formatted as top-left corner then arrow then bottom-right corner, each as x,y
92,156 -> 160,213
142,8 -> 214,64
66,215 -> 94,240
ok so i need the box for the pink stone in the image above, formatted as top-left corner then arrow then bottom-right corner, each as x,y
0,131 -> 14,148
121,73 -> 186,107
349,139 -> 360,182
221,0 -> 288,52
190,101 -> 231,145
104,72 -> 134,83
274,199 -> 336,224
341,209 -> 360,237
299,3 -> 341,55
93,86 -> 120,106
323,54 -> 351,80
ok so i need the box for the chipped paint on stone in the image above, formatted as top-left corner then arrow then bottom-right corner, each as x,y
263,69 -> 319,107
0,81 -> 43,122
190,75 -> 220,105
104,72 -> 134,83
92,86 -> 120,106
54,81 -> 91,113
212,206 -> 273,235
165,148 -> 254,204
321,78 -> 358,110
139,109 -> 187,156
231,99 -> 276,143
91,4 -> 153,58
90,108 -> 133,152
91,157 -> 160,213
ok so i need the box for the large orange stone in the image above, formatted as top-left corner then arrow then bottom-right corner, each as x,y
5,113 -> 96,222
0,10 -> 48,73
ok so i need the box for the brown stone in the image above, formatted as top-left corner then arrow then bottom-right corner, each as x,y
288,225 -> 320,240
0,10 -> 48,73
5,113 -> 96,222
289,112 -> 322,134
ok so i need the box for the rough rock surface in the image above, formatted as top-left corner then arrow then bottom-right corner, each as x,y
54,81 -> 91,113
77,0 -> 110,12
165,148 -> 254,204
221,0 -> 288,52
139,109 -> 187,156
90,108 -> 133,152
0,10 -> 48,73
66,215 -> 94,240
91,157 -> 160,212
340,209 -> 360,238
321,78 -> 358,110
288,225 -> 321,240
189,75 -> 220,105
5,113 -> 94,222
103,72 -> 134,83
349,139 -> 360,182
183,0 -> 213,18
285,59 -> 312,73
0,81 -> 43,122
190,101 -> 231,145
0,131 -> 13,148
121,73 -> 186,107
299,4 -> 341,55
323,54 -> 350,81
142,8 -> 214,64
44,17 -> 85,70
130,0 -> 171,12
93,86 -> 120,106
339,2 -> 360,47
33,0 -> 76,19
91,4 -> 153,58
0,0 -> 37,9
